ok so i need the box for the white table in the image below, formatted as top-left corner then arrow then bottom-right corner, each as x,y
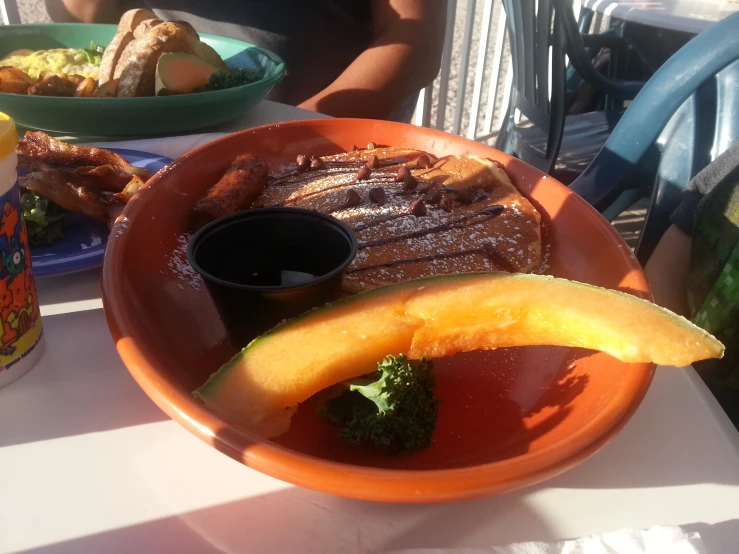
3,102 -> 739,553
47,99 -> 329,144
582,0 -> 739,34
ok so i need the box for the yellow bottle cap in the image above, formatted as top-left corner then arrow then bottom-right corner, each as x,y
0,113 -> 18,159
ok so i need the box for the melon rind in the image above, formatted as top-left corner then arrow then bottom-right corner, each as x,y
194,273 -> 724,438
154,52 -> 219,95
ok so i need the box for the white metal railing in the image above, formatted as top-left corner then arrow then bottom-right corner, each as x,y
413,0 -> 514,144
413,0 -> 595,144
0,0 -> 21,24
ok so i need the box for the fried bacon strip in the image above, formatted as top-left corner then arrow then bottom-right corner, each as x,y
191,154 -> 268,230
20,166 -> 123,225
72,165 -> 136,192
17,132 -> 153,180
19,156 -> 134,192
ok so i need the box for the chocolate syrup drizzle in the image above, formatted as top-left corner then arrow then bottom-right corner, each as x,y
263,150 -> 519,277
267,155 -> 423,187
353,213 -> 410,232
357,206 -> 504,249
267,168 -> 435,207
267,168 -> 358,187
347,243 -> 517,275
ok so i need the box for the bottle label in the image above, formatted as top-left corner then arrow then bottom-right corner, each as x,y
0,180 -> 42,371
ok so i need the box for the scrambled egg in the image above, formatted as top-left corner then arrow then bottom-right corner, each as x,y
0,48 -> 99,79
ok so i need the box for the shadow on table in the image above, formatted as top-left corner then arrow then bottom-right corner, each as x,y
35,268 -> 104,310
15,480 -> 739,554
683,520 -> 739,554
14,487 -> 555,554
543,369 -> 739,491
0,309 -> 168,449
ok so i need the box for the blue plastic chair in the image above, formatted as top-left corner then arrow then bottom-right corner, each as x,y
496,0 -> 644,177
570,11 -> 739,264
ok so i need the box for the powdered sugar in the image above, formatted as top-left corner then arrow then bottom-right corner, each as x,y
258,152 -> 544,285
167,233 -> 202,291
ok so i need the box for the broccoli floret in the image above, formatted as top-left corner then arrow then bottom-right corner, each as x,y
323,354 -> 440,453
194,68 -> 263,92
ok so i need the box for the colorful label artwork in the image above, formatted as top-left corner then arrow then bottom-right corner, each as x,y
0,182 -> 42,371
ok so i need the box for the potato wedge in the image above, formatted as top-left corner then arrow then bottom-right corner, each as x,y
4,67 -> 36,83
0,79 -> 29,95
0,66 -> 35,94
65,74 -> 85,86
74,77 -> 97,97
98,8 -> 157,84
93,79 -> 118,97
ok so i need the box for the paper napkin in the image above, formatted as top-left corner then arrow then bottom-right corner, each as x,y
384,525 -> 707,554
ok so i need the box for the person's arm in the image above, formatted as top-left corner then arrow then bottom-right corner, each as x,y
644,225 -> 691,317
45,0 -> 121,23
646,142 -> 739,319
298,0 -> 447,119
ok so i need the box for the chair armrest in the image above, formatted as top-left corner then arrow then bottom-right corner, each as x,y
570,12 -> 739,211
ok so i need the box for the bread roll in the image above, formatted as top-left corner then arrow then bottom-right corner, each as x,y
98,8 -> 157,85
115,22 -> 228,97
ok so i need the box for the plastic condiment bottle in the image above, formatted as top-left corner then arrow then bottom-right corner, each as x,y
0,113 -> 44,389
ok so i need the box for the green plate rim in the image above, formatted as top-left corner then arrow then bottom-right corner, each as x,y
0,23 -> 287,104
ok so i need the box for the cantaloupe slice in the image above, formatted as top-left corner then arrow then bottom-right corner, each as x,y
155,52 -> 219,95
194,273 -> 724,438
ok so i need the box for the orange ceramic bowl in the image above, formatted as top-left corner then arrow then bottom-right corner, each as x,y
102,119 -> 655,503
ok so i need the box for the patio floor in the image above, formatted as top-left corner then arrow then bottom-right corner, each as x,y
611,197 -> 650,250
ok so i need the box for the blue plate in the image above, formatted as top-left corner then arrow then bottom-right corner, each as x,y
27,148 -> 173,278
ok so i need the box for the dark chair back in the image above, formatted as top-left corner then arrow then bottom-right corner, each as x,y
496,0 -> 567,174
569,12 -> 739,263
496,0 -> 644,174
636,61 -> 739,261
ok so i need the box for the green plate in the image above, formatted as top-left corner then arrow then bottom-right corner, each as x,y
0,24 -> 286,137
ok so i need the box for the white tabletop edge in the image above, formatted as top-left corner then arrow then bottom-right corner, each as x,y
582,0 -> 739,34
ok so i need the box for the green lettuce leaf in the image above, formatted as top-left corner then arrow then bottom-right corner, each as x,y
21,190 -> 68,246
80,41 -> 105,66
